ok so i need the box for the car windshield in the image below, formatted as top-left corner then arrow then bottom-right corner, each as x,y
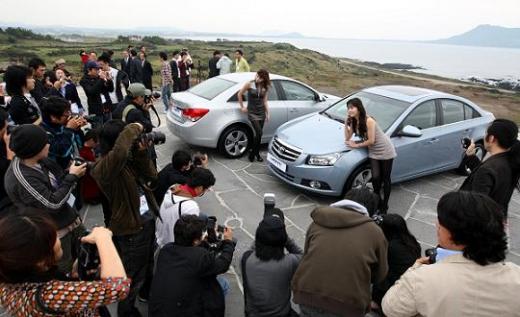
323,91 -> 410,131
189,78 -> 237,100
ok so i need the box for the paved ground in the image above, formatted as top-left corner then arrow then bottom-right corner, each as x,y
76,111 -> 520,317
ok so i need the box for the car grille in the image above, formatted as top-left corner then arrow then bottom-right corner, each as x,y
272,138 -> 302,162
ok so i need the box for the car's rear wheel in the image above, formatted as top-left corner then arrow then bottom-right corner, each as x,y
456,142 -> 486,175
343,163 -> 373,195
218,125 -> 252,158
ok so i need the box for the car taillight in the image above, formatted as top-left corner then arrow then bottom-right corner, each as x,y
182,108 -> 209,122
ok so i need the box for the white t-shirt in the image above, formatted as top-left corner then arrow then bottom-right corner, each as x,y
155,191 -> 200,248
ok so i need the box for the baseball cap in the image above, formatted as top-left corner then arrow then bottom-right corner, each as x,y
127,83 -> 151,97
85,61 -> 99,70
55,58 -> 66,65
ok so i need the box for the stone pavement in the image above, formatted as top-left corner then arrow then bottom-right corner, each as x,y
77,112 -> 520,317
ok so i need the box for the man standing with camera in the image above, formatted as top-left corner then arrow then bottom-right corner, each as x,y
79,60 -> 114,127
91,120 -> 158,317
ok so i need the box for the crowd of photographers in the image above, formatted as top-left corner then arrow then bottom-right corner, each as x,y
0,44 -> 520,317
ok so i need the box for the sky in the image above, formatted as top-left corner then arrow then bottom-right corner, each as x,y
2,0 -> 520,40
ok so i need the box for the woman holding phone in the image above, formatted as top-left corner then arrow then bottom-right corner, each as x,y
345,98 -> 396,213
238,69 -> 271,162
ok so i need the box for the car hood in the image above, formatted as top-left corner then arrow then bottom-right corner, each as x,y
276,113 -> 347,154
171,92 -> 209,108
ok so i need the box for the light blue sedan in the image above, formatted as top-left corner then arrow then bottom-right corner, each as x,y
267,85 -> 495,196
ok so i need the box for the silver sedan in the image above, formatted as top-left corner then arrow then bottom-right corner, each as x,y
166,72 -> 339,158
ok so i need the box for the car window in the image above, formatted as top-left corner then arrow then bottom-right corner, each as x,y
441,99 -> 465,124
324,92 -> 410,132
464,103 -> 481,119
280,81 -> 316,101
189,77 -> 236,100
402,100 -> 437,130
228,81 -> 279,102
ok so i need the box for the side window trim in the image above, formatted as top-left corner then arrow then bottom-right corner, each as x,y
395,100 -> 438,135
279,80 -> 317,101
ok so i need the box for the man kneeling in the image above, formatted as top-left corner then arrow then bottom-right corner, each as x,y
149,214 -> 235,317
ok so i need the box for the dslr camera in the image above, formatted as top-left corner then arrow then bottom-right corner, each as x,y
140,131 -> 166,145
76,233 -> 101,281
203,216 -> 226,252
192,152 -> 207,167
144,91 -> 161,104
72,157 -> 93,170
461,137 -> 472,149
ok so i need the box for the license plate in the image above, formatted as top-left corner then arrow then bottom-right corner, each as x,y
267,153 -> 287,172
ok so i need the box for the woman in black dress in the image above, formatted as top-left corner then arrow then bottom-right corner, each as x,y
238,69 -> 271,162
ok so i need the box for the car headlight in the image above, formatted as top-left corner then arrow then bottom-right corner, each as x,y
307,153 -> 342,166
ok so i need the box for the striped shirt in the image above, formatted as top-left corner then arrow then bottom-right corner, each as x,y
161,61 -> 173,86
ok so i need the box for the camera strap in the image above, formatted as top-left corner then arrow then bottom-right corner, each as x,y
150,104 -> 162,128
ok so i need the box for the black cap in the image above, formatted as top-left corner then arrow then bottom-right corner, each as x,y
9,125 -> 48,159
255,215 -> 287,247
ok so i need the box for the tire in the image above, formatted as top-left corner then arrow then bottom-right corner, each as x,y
218,125 -> 252,158
343,163 -> 373,195
456,142 -> 486,175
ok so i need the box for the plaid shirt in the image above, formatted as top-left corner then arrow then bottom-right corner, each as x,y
161,61 -> 173,86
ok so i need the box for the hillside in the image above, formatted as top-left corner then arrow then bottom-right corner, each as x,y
1,35 -> 519,122
435,24 -> 520,48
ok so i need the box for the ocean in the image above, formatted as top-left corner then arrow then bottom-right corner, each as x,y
178,35 -> 520,81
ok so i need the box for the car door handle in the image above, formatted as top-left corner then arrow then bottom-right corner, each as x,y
427,138 -> 439,144
289,108 -> 298,113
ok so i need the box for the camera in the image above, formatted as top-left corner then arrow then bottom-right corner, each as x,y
264,193 -> 276,211
144,91 -> 161,104
206,216 -> 225,243
72,157 -> 93,170
77,233 -> 101,281
461,137 -> 472,149
425,247 -> 437,264
192,152 -> 207,167
140,131 -> 166,145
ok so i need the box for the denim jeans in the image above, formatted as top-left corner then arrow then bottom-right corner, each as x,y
161,84 -> 172,111
113,219 -> 155,317
217,275 -> 230,297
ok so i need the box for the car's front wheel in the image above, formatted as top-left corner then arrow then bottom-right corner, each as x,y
343,164 -> 373,195
218,125 -> 252,158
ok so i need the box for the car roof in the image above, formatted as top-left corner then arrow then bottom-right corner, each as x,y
363,85 -> 453,103
218,72 -> 291,83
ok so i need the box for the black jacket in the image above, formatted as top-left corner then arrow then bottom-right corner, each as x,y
4,157 -> 79,229
0,140 -> 10,201
115,70 -> 130,102
170,60 -> 179,79
154,163 -> 191,204
121,57 -> 131,75
460,152 -> 516,216
129,57 -> 143,83
30,79 -> 48,106
142,60 -> 153,90
208,57 -> 220,78
149,241 -> 235,317
8,95 -> 40,125
48,81 -> 84,111
372,239 -> 419,305
79,75 -> 114,115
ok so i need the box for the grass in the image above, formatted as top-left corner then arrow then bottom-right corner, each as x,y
1,37 -> 519,122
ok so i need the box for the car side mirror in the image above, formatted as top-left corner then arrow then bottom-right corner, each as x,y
315,94 -> 326,102
398,125 -> 422,137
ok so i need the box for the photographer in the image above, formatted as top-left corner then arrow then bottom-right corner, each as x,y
156,167 -> 215,249
242,208 -> 303,317
116,83 -> 154,132
28,57 -> 48,106
52,69 -> 85,115
4,124 -> 87,273
291,188 -> 388,317
91,120 -> 158,316
79,61 -> 114,127
5,65 -> 41,125
460,119 -> 520,217
382,191 -> 520,317
0,210 -> 130,317
149,214 -> 235,317
154,149 -> 209,205
98,53 -> 130,107
40,96 -> 86,170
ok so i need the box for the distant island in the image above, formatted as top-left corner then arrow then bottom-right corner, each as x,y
433,24 -> 520,48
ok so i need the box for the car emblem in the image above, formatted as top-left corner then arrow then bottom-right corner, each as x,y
279,146 -> 285,153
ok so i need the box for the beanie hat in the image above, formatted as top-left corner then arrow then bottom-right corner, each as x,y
9,124 -> 48,159
255,215 -> 288,247
487,119 -> 519,149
